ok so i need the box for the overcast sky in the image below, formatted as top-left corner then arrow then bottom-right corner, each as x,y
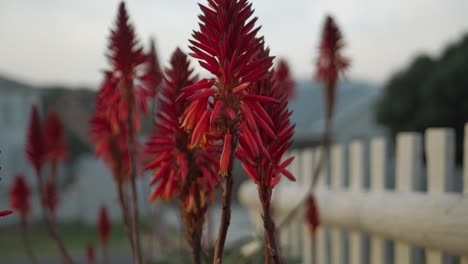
1,0 -> 467,88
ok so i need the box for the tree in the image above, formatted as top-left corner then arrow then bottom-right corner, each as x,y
376,34 -> 468,163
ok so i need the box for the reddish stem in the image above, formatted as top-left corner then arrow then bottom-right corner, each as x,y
116,182 -> 134,251
20,217 -> 39,264
37,172 -> 74,264
213,133 -> 238,264
126,92 -> 143,264
259,169 -> 282,264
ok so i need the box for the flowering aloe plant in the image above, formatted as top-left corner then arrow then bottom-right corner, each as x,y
236,48 -> 296,262
26,106 -> 74,264
89,2 -> 156,262
146,48 -> 220,264
315,15 -> 350,122
179,1 -> 277,261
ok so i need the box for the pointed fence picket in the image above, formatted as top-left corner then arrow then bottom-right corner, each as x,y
239,124 -> 468,264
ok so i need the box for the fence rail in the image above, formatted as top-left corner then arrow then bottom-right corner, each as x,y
239,125 -> 468,264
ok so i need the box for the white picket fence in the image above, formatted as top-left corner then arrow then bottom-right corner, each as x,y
239,125 -> 468,264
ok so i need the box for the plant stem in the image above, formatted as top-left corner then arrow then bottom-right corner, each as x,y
20,217 -> 38,264
259,169 -> 282,264
276,113 -> 332,231
127,103 -> 143,264
190,188 -> 203,264
102,243 -> 109,264
37,172 -> 74,264
116,182 -> 134,250
213,134 -> 238,264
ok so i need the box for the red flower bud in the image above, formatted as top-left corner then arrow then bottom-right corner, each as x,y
9,174 -> 31,218
305,194 -> 320,235
44,111 -> 68,162
97,206 -> 111,245
26,106 -> 46,176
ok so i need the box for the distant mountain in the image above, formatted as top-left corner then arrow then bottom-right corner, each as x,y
289,79 -> 381,134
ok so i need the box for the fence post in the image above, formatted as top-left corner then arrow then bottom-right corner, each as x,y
349,140 -> 364,264
395,132 -> 422,264
370,138 -> 386,264
301,148 -> 315,264
462,124 -> 468,264
315,147 -> 328,264
331,145 -> 344,264
290,150 -> 302,259
280,151 -> 294,256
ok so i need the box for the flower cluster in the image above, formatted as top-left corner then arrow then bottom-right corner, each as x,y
146,48 -> 220,208
90,82 -> 133,183
179,0 -> 276,176
274,59 -> 296,99
101,2 -> 152,134
238,48 -> 296,188
26,106 -> 46,176
315,15 -> 349,118
97,206 -> 111,246
9,174 -> 31,219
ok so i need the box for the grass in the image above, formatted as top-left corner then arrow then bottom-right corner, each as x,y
0,221 -> 129,257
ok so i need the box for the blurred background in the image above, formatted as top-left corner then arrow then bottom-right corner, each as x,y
1,0 -> 468,263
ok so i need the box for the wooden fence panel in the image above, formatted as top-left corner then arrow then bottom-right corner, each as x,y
370,138 -> 386,264
316,147 -> 328,264
331,145 -> 344,264
425,128 -> 455,264
301,148 -> 315,264
349,140 -> 364,264
395,133 -> 422,264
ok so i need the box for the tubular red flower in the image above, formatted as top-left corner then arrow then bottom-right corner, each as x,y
9,174 -> 31,218
315,15 -> 350,118
43,179 -> 58,214
97,206 -> 111,245
274,59 -> 296,99
44,111 -> 68,162
26,106 -> 46,176
305,194 -> 320,235
146,48 -> 220,204
219,132 -> 232,177
102,2 -> 150,134
89,76 -> 141,183
180,0 -> 275,148
239,47 -> 296,188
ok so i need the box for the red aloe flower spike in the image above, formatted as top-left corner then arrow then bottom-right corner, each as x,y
145,48 -> 220,264
44,179 -> 58,215
9,174 -> 31,220
274,59 -> 296,99
86,243 -> 95,264
182,2 -> 277,261
98,206 -> 111,245
142,38 -> 163,99
26,106 -> 46,176
105,4 -> 146,261
44,111 -> 68,163
237,47 -> 297,262
315,15 -> 350,119
305,194 -> 320,235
